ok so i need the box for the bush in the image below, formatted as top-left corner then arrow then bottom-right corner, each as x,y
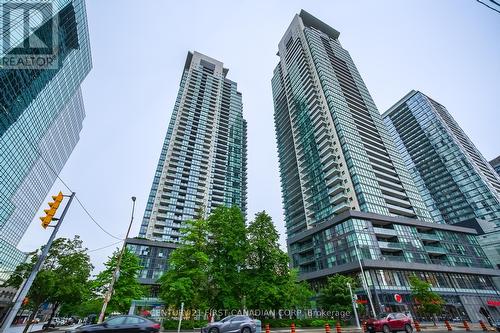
162,318 -> 347,329
162,319 -> 208,330
261,319 -> 339,328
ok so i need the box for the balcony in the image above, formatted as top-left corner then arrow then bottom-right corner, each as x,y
424,245 -> 447,255
297,255 -> 315,265
332,201 -> 350,214
419,233 -> 440,242
378,241 -> 403,252
295,242 -> 314,254
373,227 -> 397,237
330,192 -> 348,205
381,255 -> 407,262
328,183 -> 345,196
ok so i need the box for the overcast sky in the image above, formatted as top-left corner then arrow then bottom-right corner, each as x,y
17,0 -> 500,273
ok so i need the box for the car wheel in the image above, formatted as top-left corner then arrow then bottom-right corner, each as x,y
242,327 -> 251,333
404,324 -> 412,333
209,328 -> 219,333
383,325 -> 391,333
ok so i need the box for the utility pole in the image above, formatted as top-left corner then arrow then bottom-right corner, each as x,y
98,197 -> 136,323
0,192 -> 75,333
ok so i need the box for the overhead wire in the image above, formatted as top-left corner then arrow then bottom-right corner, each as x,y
1,106 -> 123,241
476,0 -> 500,14
87,240 -> 123,253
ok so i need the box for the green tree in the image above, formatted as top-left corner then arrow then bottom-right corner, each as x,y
276,269 -> 314,309
59,298 -> 102,318
205,206 -> 248,309
317,274 -> 357,313
244,211 -> 312,310
158,208 -> 314,315
3,237 -> 93,333
158,217 -> 210,314
409,275 -> 444,325
93,248 -> 144,314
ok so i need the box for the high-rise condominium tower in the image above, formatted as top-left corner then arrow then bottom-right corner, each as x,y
272,10 -> 500,320
138,51 -> 247,243
0,0 -> 92,283
383,90 -> 500,268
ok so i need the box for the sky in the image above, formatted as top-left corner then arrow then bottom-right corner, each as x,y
17,0 -> 500,273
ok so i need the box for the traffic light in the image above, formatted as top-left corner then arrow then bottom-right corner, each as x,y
40,191 -> 64,229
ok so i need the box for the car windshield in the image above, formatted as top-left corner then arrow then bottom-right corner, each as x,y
220,316 -> 235,323
378,313 -> 389,319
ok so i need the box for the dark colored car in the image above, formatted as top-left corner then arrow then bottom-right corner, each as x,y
493,320 -> 500,332
42,323 -> 56,330
74,315 -> 160,333
366,313 -> 412,333
201,315 -> 257,333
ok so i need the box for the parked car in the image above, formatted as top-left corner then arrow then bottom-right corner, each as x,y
493,320 -> 500,332
42,322 -> 56,330
74,315 -> 160,333
201,315 -> 257,333
366,313 -> 412,333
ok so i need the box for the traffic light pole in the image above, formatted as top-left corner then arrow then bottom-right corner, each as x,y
98,196 -> 136,324
0,192 -> 75,333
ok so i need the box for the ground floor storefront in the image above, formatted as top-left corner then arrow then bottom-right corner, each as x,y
373,292 -> 500,323
346,269 -> 500,323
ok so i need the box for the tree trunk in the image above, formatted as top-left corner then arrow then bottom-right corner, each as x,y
22,309 -> 37,333
44,302 -> 59,331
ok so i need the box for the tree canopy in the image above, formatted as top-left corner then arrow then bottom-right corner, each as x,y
92,248 -> 145,314
3,236 -> 93,332
159,208 -> 313,316
409,275 -> 444,322
317,274 -> 357,313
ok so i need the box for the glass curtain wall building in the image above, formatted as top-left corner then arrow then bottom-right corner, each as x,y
0,0 -> 92,283
138,51 -> 247,242
272,10 -> 500,321
383,90 -> 500,270
130,52 -> 247,302
125,238 -> 177,297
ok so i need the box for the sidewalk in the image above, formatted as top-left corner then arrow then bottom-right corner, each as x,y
162,322 -> 498,333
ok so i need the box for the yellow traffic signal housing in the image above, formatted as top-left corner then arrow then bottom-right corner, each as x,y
52,192 -> 63,203
40,191 -> 64,229
40,215 -> 52,229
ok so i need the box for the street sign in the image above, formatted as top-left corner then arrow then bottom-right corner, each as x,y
394,294 -> 403,303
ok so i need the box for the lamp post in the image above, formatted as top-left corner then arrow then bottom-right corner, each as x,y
98,196 -> 136,323
353,227 -> 377,318
347,282 -> 361,329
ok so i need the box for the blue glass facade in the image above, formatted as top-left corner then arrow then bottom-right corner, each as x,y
383,91 -> 500,269
274,11 -> 500,321
0,0 -> 92,282
273,11 -> 430,241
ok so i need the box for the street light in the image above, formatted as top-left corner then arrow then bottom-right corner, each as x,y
347,282 -> 361,329
353,227 -> 377,318
98,196 -> 136,323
